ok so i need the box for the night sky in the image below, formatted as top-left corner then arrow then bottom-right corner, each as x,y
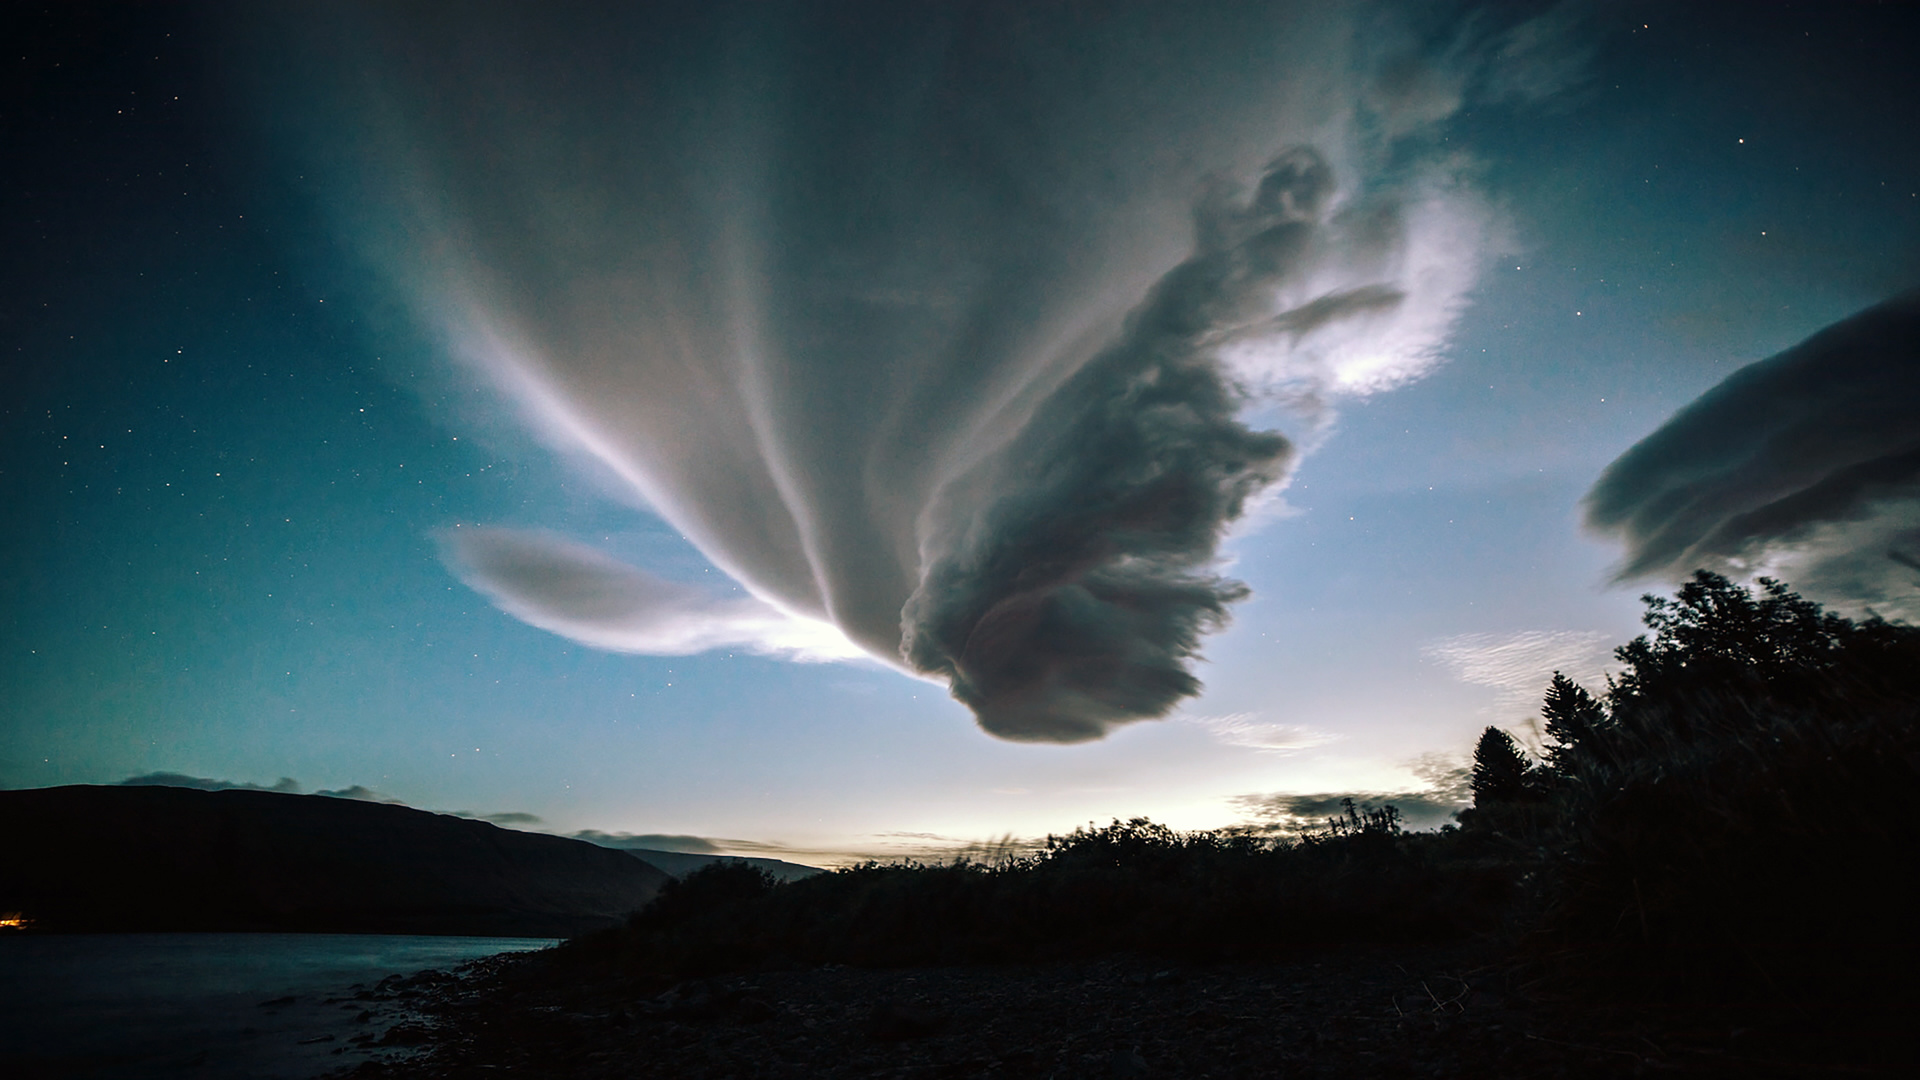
6,1 -> 1917,864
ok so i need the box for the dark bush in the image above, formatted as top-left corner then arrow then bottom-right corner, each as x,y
576,814 -> 1511,978
636,860 -> 779,928
1524,573 -> 1920,1013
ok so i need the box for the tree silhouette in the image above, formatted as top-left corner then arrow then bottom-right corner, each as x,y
1609,570 -> 1851,707
1469,726 -> 1535,806
1539,672 -> 1608,774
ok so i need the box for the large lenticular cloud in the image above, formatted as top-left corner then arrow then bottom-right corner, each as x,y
1586,290 -> 1920,619
256,2 -> 1575,740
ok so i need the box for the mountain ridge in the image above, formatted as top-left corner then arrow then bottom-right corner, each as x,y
1,785 -> 670,937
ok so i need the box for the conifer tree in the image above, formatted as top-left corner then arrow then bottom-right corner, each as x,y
1470,726 -> 1535,805
1540,671 -> 1608,775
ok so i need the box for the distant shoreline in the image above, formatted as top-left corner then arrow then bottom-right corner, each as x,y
0,932 -> 553,1079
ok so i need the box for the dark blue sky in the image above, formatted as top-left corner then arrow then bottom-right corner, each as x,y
5,2 -> 1916,860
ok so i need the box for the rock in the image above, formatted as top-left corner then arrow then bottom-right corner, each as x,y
325,942 -> 1712,1078
379,1022 -> 436,1047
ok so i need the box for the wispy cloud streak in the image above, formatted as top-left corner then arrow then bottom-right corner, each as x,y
1423,629 -> 1615,719
442,528 -> 863,662
1183,712 -> 1338,754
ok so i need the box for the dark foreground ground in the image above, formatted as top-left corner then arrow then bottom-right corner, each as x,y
328,939 -> 1906,1079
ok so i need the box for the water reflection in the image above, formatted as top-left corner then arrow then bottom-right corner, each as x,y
0,933 -> 552,1079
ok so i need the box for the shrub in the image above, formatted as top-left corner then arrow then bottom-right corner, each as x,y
579,814 -> 1510,978
1525,573 -> 1920,1011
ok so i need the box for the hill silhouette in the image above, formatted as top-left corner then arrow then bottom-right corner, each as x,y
606,848 -> 822,883
0,785 -> 670,936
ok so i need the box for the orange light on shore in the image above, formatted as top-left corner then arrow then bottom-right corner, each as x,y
0,912 -> 33,930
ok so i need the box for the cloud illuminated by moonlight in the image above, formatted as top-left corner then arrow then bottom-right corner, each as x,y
442,527 -> 862,662
1423,629 -> 1616,718
1587,290 -> 1920,621
251,2 -> 1589,740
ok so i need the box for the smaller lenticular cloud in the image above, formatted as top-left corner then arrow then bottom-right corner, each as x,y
312,784 -> 407,804
1585,290 -> 1920,619
451,810 -> 544,826
119,772 -> 302,793
440,527 -> 865,663
116,774 -> 417,806
570,832 -> 723,855
1423,629 -> 1615,718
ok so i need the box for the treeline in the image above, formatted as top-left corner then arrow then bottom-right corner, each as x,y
570,573 -> 1919,1014
1463,571 -> 1920,1005
577,808 -> 1508,978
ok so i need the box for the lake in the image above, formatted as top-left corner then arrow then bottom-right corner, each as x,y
0,932 -> 555,1079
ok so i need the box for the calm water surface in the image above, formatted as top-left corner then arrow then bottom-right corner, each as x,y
0,933 -> 555,1079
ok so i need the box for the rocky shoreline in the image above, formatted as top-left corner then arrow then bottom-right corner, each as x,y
322,940 -> 1871,1079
